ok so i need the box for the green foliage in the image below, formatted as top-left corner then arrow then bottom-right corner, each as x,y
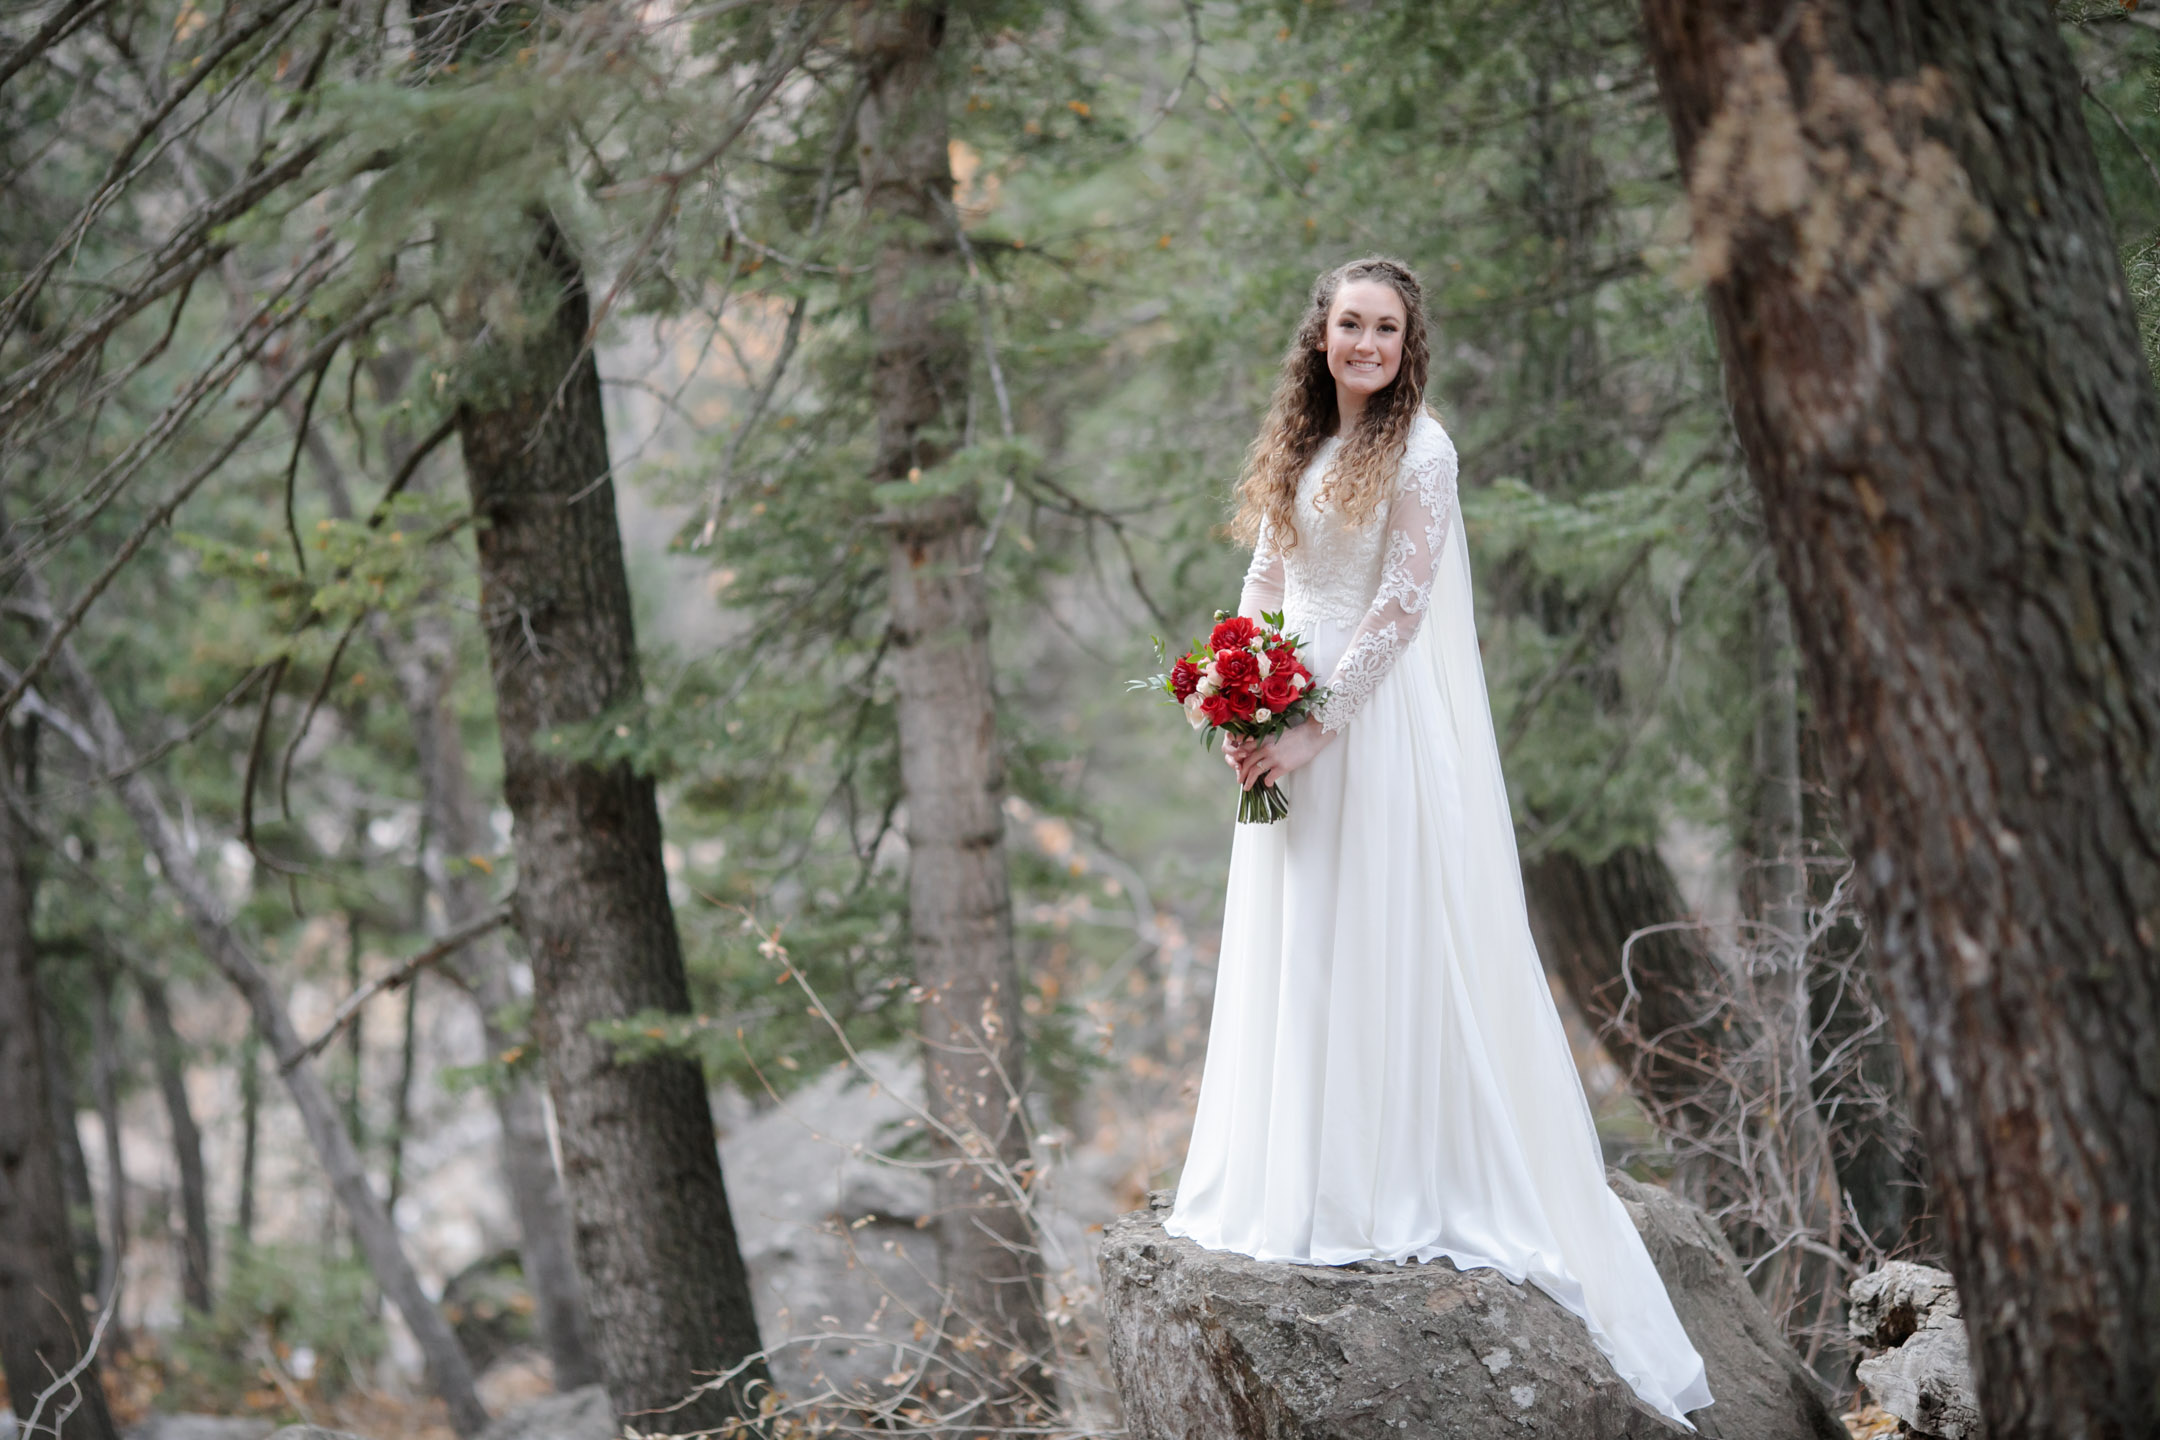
163,1241 -> 384,1410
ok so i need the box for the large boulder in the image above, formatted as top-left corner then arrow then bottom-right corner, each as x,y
1848,1263 -> 1979,1440
1098,1173 -> 1844,1440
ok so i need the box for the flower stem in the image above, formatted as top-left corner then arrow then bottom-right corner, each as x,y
1237,780 -> 1289,825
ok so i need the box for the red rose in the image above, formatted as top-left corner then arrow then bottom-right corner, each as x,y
1200,692 -> 1236,726
1259,673 -> 1298,713
1224,687 -> 1257,721
1170,658 -> 1201,701
1267,646 -> 1302,678
1215,647 -> 1260,690
1210,615 -> 1259,651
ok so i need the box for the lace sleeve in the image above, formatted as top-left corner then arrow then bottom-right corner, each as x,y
1312,425 -> 1459,734
1237,518 -> 1285,620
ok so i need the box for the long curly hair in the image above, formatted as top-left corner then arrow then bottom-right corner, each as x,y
1231,257 -> 1432,551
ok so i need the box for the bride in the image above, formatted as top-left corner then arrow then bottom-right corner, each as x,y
1164,257 -> 1714,1425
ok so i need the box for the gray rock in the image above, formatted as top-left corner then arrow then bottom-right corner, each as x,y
1848,1263 -> 1979,1440
711,1048 -> 1128,1434
474,1384 -> 615,1440
714,1055 -> 944,1403
1098,1172 -> 1845,1440
126,1419 -> 277,1440
1609,1174 -> 1847,1440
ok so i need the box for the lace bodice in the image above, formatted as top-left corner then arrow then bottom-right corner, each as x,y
1282,438 -> 1390,628
1238,413 -> 1459,733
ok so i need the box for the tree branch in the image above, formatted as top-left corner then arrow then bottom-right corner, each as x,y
284,903 -> 516,1072
695,76 -> 866,548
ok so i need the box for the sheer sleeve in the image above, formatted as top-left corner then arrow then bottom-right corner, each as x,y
1312,424 -> 1459,734
1237,518 -> 1285,620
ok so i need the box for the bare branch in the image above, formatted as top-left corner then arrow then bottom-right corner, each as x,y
0,0 -> 117,94
0,0 -> 324,350
0,292 -> 398,722
2082,75 -> 2160,203
285,903 -> 516,1072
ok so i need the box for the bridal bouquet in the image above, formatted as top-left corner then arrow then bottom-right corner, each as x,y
1133,611 -> 1326,824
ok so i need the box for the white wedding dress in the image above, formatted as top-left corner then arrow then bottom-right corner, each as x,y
1166,412 -> 1714,1425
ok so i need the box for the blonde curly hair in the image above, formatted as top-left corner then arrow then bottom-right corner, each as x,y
1231,256 -> 1432,551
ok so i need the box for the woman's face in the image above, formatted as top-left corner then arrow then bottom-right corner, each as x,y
1318,279 -> 1407,406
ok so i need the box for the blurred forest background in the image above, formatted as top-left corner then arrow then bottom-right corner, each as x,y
3,0 -> 2157,1435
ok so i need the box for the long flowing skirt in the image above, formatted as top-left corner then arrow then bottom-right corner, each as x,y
1164,553 -> 1714,1425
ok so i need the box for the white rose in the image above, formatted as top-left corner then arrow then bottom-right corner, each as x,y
1198,675 -> 1219,697
1254,707 -> 1272,724
1183,694 -> 1209,730
1255,652 -> 1273,679
1291,672 -> 1308,691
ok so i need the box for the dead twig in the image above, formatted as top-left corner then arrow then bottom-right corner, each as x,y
17,1257 -> 121,1440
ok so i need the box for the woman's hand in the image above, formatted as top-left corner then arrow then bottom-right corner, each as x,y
1229,723 -> 1333,791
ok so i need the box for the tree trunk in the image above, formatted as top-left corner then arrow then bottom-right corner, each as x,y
38,960 -> 102,1292
383,972 -> 419,1219
452,215 -> 764,1430
137,969 -> 212,1313
85,962 -> 125,1328
235,1027 -> 259,1246
308,366 -> 604,1394
1636,4 -> 2160,1432
851,2 -> 1053,1419
384,601 -> 603,1394
41,638 -> 490,1435
1744,572 -> 1806,936
1798,720 -> 1933,1262
340,909 -> 366,1155
0,725 -> 120,1440
1523,843 -> 1733,1128
1738,575 -> 1844,1366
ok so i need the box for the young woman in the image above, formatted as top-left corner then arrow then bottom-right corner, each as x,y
1165,257 -> 1714,1425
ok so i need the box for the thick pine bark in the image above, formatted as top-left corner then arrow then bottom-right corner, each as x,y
453,217 -> 764,1430
137,970 -> 212,1314
852,2 -> 1053,1416
1636,4 -> 2160,1432
0,727 -> 119,1440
